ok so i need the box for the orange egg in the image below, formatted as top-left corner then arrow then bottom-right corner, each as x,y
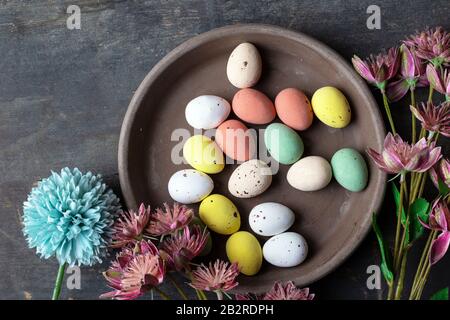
232,88 -> 276,125
275,88 -> 313,130
215,119 -> 256,161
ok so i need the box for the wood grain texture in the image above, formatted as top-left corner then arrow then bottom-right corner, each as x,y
0,0 -> 448,300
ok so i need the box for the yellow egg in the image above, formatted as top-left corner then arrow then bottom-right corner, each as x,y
199,194 -> 240,235
226,231 -> 262,276
311,86 -> 351,128
183,135 -> 225,174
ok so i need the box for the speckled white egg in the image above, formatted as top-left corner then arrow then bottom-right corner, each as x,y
249,202 -> 295,236
287,156 -> 332,191
185,95 -> 231,129
263,232 -> 308,267
228,159 -> 272,198
168,169 -> 214,204
226,43 -> 262,88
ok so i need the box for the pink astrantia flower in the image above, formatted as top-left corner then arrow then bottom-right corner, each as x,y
160,225 -> 208,271
420,198 -> 450,265
387,44 -> 428,102
111,204 -> 151,248
404,27 -> 450,67
352,47 -> 400,92
189,260 -> 239,294
101,240 -> 165,300
410,102 -> 450,136
236,281 -> 314,300
430,158 -> 450,189
367,133 -> 441,174
146,203 -> 193,236
426,64 -> 450,98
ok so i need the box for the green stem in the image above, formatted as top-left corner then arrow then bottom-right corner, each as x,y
428,86 -> 434,103
382,92 -> 397,134
387,283 -> 395,300
393,174 -> 406,270
154,287 -> 171,300
410,89 -> 416,143
52,263 -> 67,300
168,274 -> 189,300
215,290 -> 224,300
394,250 -> 408,299
409,231 -> 433,299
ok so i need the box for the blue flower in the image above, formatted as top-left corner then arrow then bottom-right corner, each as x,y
23,168 -> 122,266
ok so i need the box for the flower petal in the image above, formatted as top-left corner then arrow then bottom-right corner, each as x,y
352,55 -> 376,83
387,79 -> 410,102
400,44 -> 416,78
430,232 -> 450,265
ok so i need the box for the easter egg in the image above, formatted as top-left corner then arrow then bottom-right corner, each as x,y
263,232 -> 308,267
228,159 -> 272,198
275,88 -> 314,130
199,194 -> 240,235
311,86 -> 351,128
226,231 -> 262,276
185,95 -> 230,129
331,148 -> 368,192
168,169 -> 213,204
190,217 -> 213,256
264,123 -> 304,165
249,202 -> 295,236
287,156 -> 332,191
215,119 -> 256,161
232,88 -> 276,124
226,43 -> 262,88
183,135 -> 224,174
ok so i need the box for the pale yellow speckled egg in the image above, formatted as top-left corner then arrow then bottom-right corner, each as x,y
311,86 -> 351,128
226,231 -> 262,276
199,194 -> 240,235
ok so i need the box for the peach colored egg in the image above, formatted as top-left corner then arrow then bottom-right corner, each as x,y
232,88 -> 276,125
215,119 -> 256,162
275,88 -> 313,130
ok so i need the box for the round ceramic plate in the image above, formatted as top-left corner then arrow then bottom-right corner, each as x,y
118,24 -> 386,293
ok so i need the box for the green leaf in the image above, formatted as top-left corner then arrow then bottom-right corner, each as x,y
438,178 -> 450,197
409,198 -> 430,242
430,287 -> 448,300
372,213 -> 394,284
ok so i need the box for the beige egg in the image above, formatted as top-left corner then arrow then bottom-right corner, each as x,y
228,159 -> 272,198
226,43 -> 262,88
287,156 -> 332,191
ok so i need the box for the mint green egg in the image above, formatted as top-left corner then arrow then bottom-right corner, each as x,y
331,148 -> 368,192
264,123 -> 304,165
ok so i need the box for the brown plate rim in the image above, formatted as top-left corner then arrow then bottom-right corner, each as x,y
118,23 -> 387,288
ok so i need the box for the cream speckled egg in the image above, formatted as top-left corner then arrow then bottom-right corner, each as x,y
226,43 -> 262,88
228,159 -> 272,198
287,156 -> 332,191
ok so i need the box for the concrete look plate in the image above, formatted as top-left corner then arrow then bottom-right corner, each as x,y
118,24 -> 386,293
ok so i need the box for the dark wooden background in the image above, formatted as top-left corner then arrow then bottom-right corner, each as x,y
1,0 -> 449,300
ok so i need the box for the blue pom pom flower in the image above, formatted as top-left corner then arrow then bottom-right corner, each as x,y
23,167 -> 121,267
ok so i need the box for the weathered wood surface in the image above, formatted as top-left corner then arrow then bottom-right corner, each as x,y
0,0 -> 448,299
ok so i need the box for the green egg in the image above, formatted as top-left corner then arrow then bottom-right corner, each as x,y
190,217 -> 213,256
264,123 -> 304,165
331,148 -> 368,192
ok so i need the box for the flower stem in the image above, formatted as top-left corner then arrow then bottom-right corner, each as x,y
428,86 -> 434,103
168,273 -> 189,300
393,175 -> 406,270
52,263 -> 67,300
382,92 -> 397,134
154,287 -> 171,300
410,89 -> 416,143
394,250 -> 408,299
215,290 -> 224,300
